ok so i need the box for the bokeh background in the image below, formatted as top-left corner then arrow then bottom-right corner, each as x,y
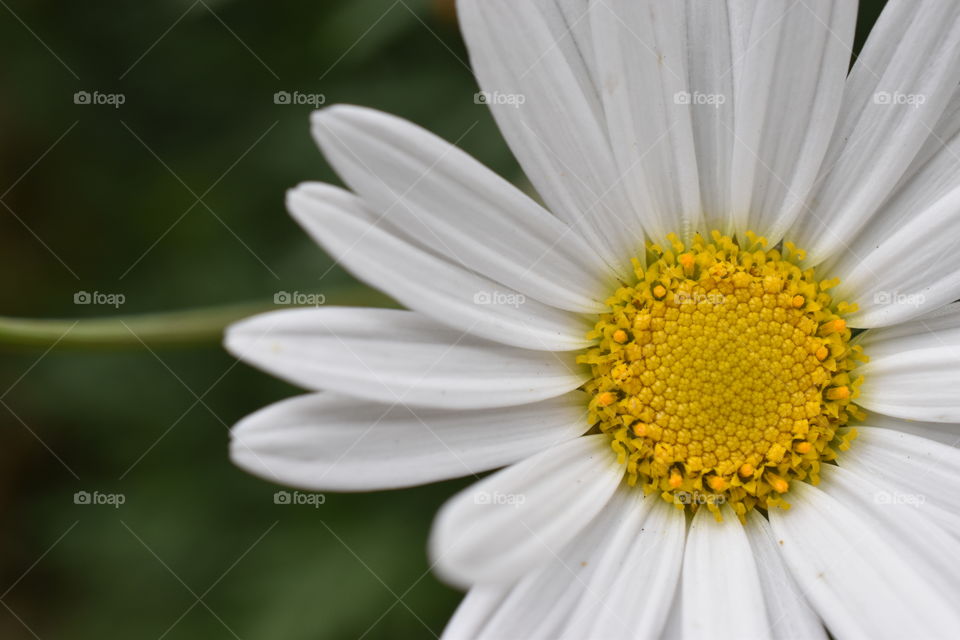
0,0 -> 888,637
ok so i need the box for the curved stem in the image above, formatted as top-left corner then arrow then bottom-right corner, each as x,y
0,290 -> 396,350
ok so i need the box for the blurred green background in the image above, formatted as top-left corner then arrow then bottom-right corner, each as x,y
0,0 -> 888,638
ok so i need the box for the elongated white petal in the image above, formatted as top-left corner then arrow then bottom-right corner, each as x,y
660,595 -> 684,640
472,491 -> 682,640
857,349 -> 960,423
477,489 -> 644,639
855,301 -> 960,358
589,0 -> 702,244
838,428 -> 960,537
853,411 -> 960,448
442,586 -> 510,640
683,505 -> 770,640
830,184 -> 960,327
854,303 -> 960,420
457,0 -> 643,276
819,464 -> 960,593
310,106 -> 610,313
684,0 -> 740,234
728,0 -> 855,245
770,482 -> 960,638
899,83 -> 960,191
287,183 -> 592,351
231,391 -> 590,491
790,0 -> 960,265
744,514 -> 827,640
827,86 -> 960,298
429,434 -> 623,587
225,308 -> 587,410
546,0 -> 601,90
561,497 -> 684,640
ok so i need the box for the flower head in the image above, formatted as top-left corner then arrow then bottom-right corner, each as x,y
227,1 -> 960,637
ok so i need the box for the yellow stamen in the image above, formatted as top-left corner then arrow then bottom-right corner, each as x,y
820,318 -> 846,336
669,468 -> 682,489
707,475 -> 728,492
596,391 -> 617,407
826,386 -> 851,401
766,472 -> 790,494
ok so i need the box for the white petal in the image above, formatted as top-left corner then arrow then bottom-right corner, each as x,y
429,434 -> 623,587
682,505 -> 770,640
853,410 -> 960,448
838,428 -> 960,537
457,0 -> 643,276
829,84 -> 960,295
899,82 -> 960,191
442,586 -> 510,640
744,514 -> 827,640
230,391 -> 590,491
660,595 -> 684,640
728,0 -> 855,244
818,464 -> 960,593
856,353 -> 960,424
477,489 -> 644,639
310,106 -> 610,313
551,0 -> 603,90
472,490 -> 682,640
225,308 -> 587,409
589,0 -> 702,243
829,184 -> 960,327
684,0 -> 739,234
561,497 -> 685,640
854,303 -> 960,421
769,481 -> 960,638
287,183 -> 592,351
789,0 -> 960,265
855,301 -> 960,358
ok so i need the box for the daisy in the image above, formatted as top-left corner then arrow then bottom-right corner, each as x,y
226,0 -> 960,637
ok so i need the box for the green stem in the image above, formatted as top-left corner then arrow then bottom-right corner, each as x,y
0,290 -> 396,350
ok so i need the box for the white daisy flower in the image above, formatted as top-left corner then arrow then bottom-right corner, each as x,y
226,0 -> 960,637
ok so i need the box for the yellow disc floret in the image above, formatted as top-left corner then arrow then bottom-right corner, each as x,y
579,231 -> 867,520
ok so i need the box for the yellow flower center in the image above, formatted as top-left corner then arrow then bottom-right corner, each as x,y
579,232 -> 867,519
